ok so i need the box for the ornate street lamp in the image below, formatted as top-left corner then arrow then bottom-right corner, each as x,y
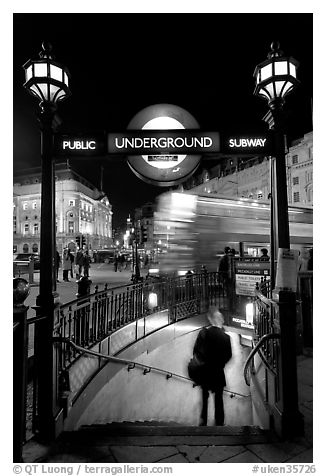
254,41 -> 299,285
253,42 -> 303,438
254,41 -> 299,108
23,42 -> 71,440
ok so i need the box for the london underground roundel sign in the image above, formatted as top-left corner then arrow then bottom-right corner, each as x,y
126,104 -> 201,186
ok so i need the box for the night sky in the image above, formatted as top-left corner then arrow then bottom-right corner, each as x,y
13,12 -> 313,228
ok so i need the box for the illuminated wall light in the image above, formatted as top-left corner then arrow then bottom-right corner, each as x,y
246,303 -> 254,324
148,292 -> 158,309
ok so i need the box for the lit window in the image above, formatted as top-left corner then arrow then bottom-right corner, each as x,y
23,202 -> 28,210
68,221 -> 74,233
293,176 -> 299,185
292,155 -> 298,165
33,223 -> 39,234
293,192 -> 300,202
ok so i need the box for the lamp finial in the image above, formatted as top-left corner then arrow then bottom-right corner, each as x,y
39,41 -> 54,59
268,41 -> 283,59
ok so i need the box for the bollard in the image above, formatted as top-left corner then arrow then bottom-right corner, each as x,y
28,257 -> 34,284
76,276 -> 92,346
76,275 -> 92,299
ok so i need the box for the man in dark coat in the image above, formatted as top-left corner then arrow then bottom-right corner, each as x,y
75,249 -> 84,280
218,246 -> 231,278
193,307 -> 232,426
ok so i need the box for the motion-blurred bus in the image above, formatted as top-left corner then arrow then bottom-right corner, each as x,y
152,192 -> 313,275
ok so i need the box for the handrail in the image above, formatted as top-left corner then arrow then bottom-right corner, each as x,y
243,332 -> 280,386
27,314 -> 48,325
54,337 -> 250,398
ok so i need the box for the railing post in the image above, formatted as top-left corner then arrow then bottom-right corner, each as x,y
28,258 -> 34,285
275,290 -> 304,438
201,270 -> 209,313
13,278 -> 30,462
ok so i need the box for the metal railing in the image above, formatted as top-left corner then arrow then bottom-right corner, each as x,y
297,271 -> 313,348
53,272 -> 227,371
244,332 -> 280,386
247,279 -> 304,438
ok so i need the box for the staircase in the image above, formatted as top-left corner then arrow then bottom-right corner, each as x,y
26,422 -> 281,463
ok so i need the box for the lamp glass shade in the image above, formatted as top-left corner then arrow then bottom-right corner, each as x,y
274,60 -> 288,75
23,50 -> 71,104
254,53 -> 299,103
25,65 -> 33,81
259,89 -> 270,100
260,63 -> 273,82
275,80 -> 285,96
290,62 -> 296,77
34,62 -> 48,77
50,64 -> 63,82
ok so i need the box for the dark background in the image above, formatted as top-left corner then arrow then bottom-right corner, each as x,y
13,13 -> 313,228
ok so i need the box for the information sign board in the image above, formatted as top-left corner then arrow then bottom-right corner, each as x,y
235,260 -> 270,296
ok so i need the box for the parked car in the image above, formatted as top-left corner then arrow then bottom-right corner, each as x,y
13,253 -> 41,270
96,249 -> 116,264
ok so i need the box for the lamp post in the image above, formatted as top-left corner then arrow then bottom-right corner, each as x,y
254,41 -> 299,285
23,42 -> 71,440
131,227 -> 141,282
253,42 -> 303,438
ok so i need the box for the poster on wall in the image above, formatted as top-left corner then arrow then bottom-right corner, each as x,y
275,248 -> 299,291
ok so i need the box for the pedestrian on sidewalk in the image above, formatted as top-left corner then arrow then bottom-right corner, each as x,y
75,248 -> 84,280
114,254 -> 118,272
55,248 -> 61,282
218,246 -> 231,278
62,248 -> 71,282
192,307 -> 232,426
68,249 -> 75,279
83,250 -> 92,277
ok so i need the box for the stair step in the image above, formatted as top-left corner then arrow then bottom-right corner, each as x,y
60,424 -> 279,446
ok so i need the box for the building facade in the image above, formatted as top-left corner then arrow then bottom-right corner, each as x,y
183,132 -> 313,207
13,164 -> 113,254
134,202 -> 155,251
285,132 -> 313,206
